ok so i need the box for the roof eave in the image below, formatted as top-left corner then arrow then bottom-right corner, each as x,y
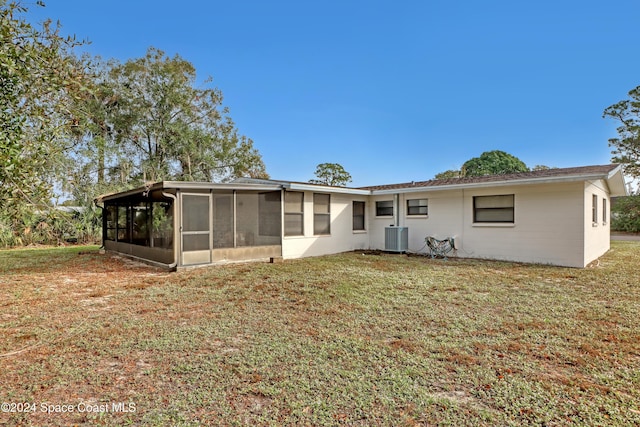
285,182 -> 371,195
370,173 -> 623,195
95,182 -> 166,203
95,181 -> 285,203
605,165 -> 628,197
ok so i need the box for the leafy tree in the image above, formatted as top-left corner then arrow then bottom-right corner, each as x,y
1,0 -> 90,245
603,86 -> 640,180
434,169 -> 464,180
66,56 -> 122,188
434,151 -> 529,179
462,150 -> 529,177
611,195 -> 640,233
309,163 -> 352,186
101,47 -> 267,184
531,165 -> 556,171
1,1 -> 87,209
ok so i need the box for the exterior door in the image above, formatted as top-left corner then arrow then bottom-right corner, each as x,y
180,193 -> 212,266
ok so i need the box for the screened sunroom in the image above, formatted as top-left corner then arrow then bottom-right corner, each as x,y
97,181 -> 283,269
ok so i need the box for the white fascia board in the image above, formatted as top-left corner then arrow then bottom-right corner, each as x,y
285,183 -> 371,195
369,173 -> 618,195
162,181 -> 283,192
96,181 -> 165,202
605,166 -> 628,196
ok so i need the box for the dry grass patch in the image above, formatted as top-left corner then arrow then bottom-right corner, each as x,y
0,243 -> 639,425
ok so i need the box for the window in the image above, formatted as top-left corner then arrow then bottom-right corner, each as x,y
407,198 -> 428,216
213,193 -> 234,248
592,194 -> 598,224
105,204 -> 117,241
603,198 -> 607,224
376,200 -> 393,217
353,201 -> 365,231
284,191 -> 304,236
132,202 -> 151,246
117,205 -> 131,241
473,195 -> 514,223
314,193 -> 331,235
258,191 -> 282,237
106,200 -> 173,249
151,201 -> 173,249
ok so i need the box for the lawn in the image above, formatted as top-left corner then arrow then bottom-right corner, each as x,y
1,243 -> 639,426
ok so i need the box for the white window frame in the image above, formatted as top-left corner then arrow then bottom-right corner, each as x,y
313,193 -> 331,235
352,201 -> 366,231
376,200 -> 394,217
284,191 -> 304,236
406,198 -> 428,216
473,195 -> 515,224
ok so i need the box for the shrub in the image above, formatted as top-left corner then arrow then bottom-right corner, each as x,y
611,195 -> 640,233
0,204 -> 101,248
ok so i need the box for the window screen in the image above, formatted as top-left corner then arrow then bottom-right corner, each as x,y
353,201 -> 365,231
314,193 -> 330,235
473,195 -> 514,223
213,193 -> 233,248
284,192 -> 304,236
182,195 -> 210,232
105,204 -> 117,241
407,199 -> 428,216
258,191 -> 282,237
151,201 -> 173,249
376,200 -> 393,216
117,205 -> 130,241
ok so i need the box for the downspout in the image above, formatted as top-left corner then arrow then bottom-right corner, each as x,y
93,198 -> 106,250
162,191 -> 179,269
394,193 -> 400,226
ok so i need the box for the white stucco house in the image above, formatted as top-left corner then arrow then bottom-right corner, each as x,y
96,164 -> 627,269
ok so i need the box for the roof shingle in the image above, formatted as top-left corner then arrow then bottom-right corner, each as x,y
358,164 -> 620,191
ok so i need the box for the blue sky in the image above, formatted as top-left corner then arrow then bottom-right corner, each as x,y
28,0 -> 640,187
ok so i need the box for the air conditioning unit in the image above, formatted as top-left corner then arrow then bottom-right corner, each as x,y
385,227 -> 408,253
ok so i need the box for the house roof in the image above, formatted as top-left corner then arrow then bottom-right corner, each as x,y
96,164 -> 628,202
359,164 -> 628,196
232,177 -> 370,195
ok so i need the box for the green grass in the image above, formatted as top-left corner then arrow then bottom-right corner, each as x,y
1,243 -> 639,425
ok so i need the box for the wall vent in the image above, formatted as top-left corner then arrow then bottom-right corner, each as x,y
385,227 -> 408,253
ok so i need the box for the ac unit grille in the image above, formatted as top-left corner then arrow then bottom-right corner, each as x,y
385,227 -> 408,252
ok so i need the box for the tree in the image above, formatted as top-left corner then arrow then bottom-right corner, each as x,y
434,169 -> 464,180
462,150 -> 529,177
603,85 -> 640,180
531,165 -> 556,171
102,47 -> 267,184
1,0 -> 90,244
434,151 -> 529,179
309,163 -> 352,186
611,195 -> 640,233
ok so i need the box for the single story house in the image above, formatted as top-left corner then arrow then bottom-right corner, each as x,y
95,164 -> 627,269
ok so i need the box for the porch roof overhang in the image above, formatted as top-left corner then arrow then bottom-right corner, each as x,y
95,181 -> 284,203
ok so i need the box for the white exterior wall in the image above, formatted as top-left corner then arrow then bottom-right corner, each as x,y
401,191 -> 465,252
282,191 -> 369,259
368,194 -> 396,251
459,182 -> 586,267
281,180 -> 612,267
583,180 -> 611,266
368,192 -> 465,253
368,182 -> 593,267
